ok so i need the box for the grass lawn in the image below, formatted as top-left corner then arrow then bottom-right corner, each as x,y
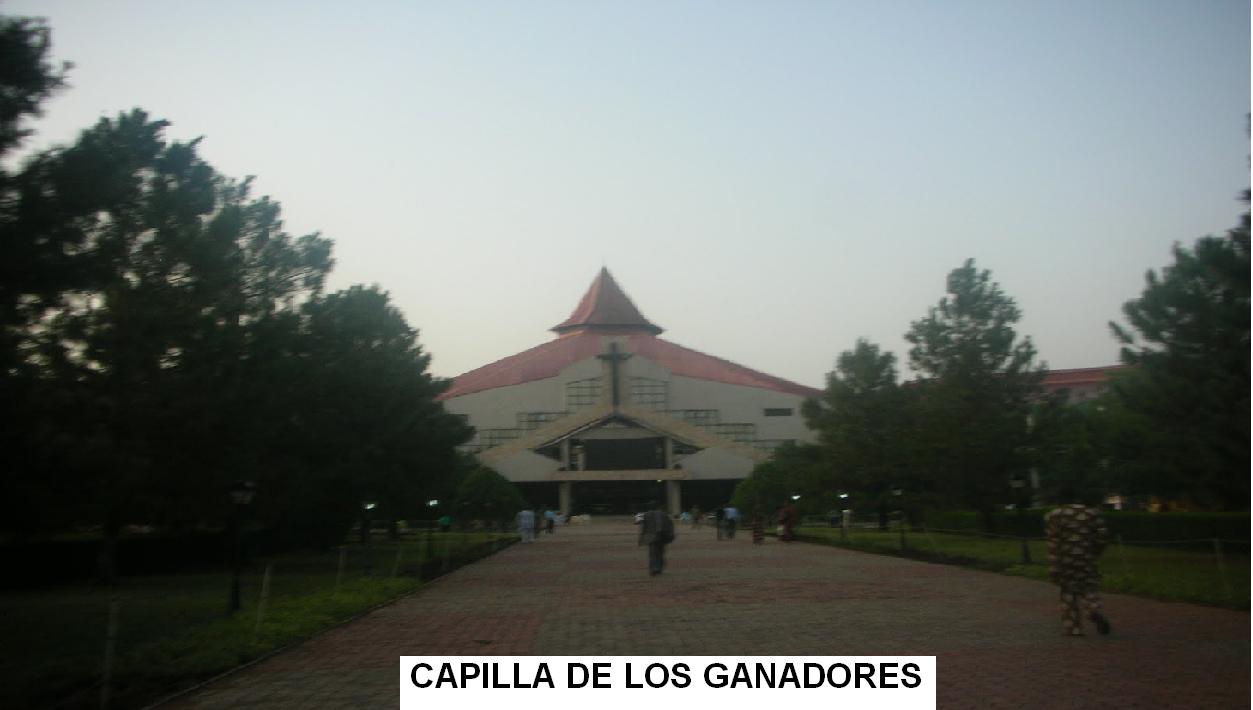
0,531 -> 514,710
793,526 -> 1249,610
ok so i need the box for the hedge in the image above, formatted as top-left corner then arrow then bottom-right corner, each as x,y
0,528 -> 288,589
922,509 -> 1250,545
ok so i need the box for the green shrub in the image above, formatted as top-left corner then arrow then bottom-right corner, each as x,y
452,467 -> 526,526
795,526 -> 1249,609
922,509 -> 1249,545
1102,511 -> 1249,544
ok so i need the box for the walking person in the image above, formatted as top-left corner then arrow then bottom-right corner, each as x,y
723,503 -> 740,539
516,508 -> 536,543
778,501 -> 798,542
715,505 -> 725,540
544,508 -> 556,534
638,502 -> 675,576
1045,490 -> 1111,636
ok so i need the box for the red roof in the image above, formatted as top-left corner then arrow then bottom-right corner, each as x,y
441,269 -> 819,400
551,267 -> 663,335
440,331 -> 821,400
1040,366 -> 1126,389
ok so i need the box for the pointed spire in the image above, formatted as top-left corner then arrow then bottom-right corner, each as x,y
551,267 -> 663,335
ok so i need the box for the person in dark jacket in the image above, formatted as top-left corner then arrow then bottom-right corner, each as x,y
638,502 -> 676,576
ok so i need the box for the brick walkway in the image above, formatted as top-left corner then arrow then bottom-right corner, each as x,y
169,517 -> 1249,709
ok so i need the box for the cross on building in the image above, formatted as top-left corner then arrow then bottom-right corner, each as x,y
597,341 -> 632,409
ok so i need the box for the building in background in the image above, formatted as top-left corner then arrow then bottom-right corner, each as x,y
439,268 -> 821,515
1041,366 -> 1127,404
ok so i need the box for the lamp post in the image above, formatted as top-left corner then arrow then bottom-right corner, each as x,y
360,500 -> 377,545
361,500 -> 378,576
426,499 -> 440,559
228,480 -> 256,616
1009,474 -> 1031,564
892,486 -> 905,550
837,492 -> 850,539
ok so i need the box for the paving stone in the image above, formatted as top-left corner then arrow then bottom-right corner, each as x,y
166,518 -> 1249,708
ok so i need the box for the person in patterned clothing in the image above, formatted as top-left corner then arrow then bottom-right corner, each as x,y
1045,493 -> 1112,636
751,509 -> 764,544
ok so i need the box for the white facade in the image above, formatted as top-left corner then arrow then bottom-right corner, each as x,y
438,269 -> 820,514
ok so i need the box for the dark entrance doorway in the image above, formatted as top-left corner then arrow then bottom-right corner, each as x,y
580,437 -> 665,470
569,480 -> 667,514
515,482 -> 558,510
682,480 -> 739,512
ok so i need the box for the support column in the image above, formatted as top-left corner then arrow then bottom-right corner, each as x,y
666,480 -> 681,517
559,482 -> 572,516
663,437 -> 673,469
560,439 -> 570,469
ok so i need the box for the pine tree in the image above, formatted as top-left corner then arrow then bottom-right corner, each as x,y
1110,206 -> 1250,508
905,260 -> 1044,524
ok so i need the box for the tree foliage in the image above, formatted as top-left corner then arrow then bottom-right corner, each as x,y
0,14 -> 471,576
1028,393 -> 1121,504
801,339 -> 913,504
1109,210 -> 1251,508
0,15 -> 69,162
271,286 -> 470,544
904,260 -> 1044,518
732,443 -> 827,517
452,467 -> 526,526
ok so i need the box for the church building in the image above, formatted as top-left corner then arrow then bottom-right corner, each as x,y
439,268 -> 821,515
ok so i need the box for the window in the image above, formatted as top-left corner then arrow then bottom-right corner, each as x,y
630,377 -> 668,411
753,439 -> 795,452
517,412 -> 566,430
668,409 -> 720,426
566,378 -> 602,409
479,428 -> 524,449
458,425 -> 525,455
709,423 -> 756,443
763,408 -> 794,417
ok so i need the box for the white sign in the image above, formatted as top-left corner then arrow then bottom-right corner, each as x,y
400,656 -> 936,710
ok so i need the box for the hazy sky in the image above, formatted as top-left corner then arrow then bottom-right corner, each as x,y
9,0 -> 1250,388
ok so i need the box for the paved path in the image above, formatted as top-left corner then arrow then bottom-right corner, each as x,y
171,517 -> 1249,709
